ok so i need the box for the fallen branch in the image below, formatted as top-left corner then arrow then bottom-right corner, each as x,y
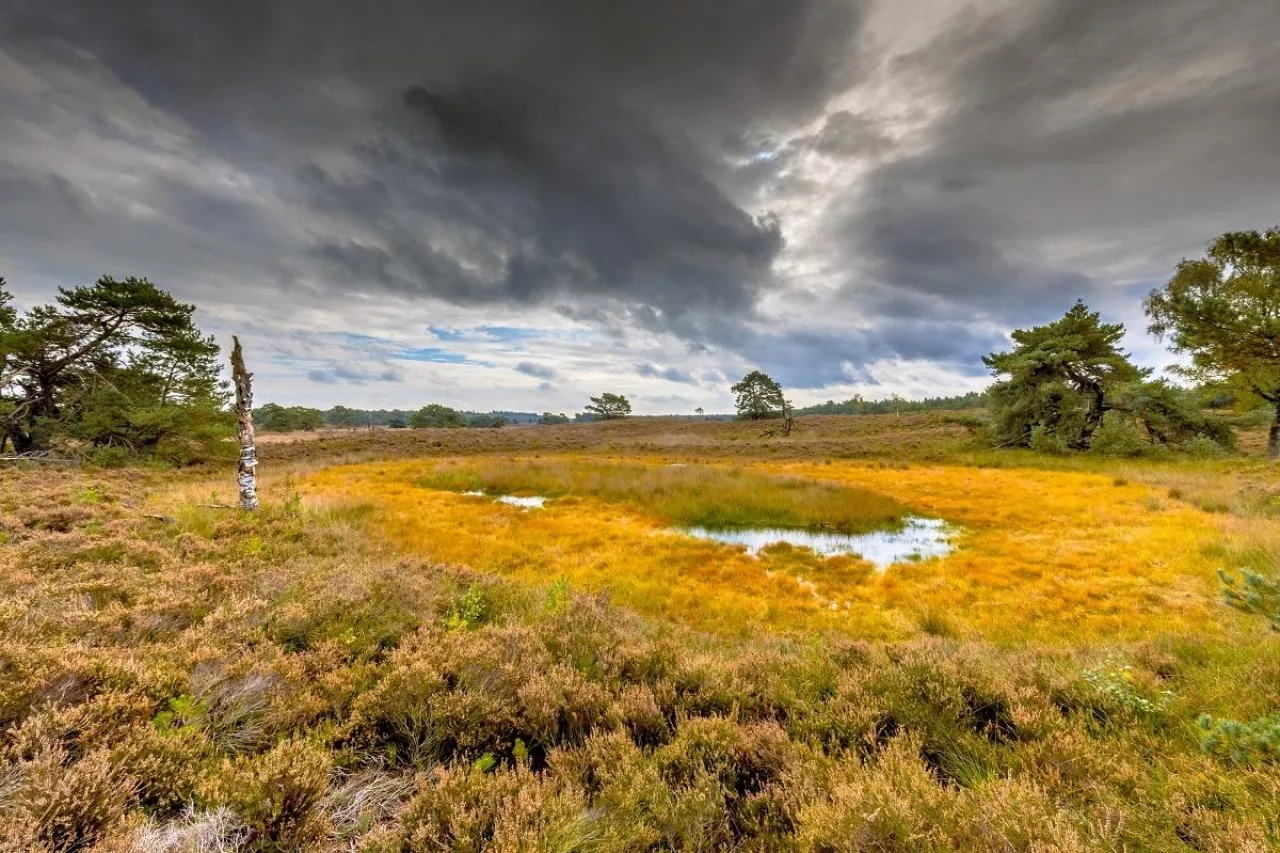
0,452 -> 83,466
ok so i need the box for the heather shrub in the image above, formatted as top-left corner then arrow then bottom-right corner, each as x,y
345,644 -> 516,767
201,737 -> 331,852
110,724 -> 209,814
267,581 -> 420,657
9,747 -> 134,852
515,664 -> 613,748
4,440 -> 1280,851
387,764 -> 593,853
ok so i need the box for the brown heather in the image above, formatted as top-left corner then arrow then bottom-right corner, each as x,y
0,415 -> 1277,851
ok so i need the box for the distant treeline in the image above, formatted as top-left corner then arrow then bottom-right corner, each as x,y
253,403 -> 544,432
796,391 -> 989,416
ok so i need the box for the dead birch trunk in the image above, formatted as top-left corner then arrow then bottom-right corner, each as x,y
230,336 -> 259,511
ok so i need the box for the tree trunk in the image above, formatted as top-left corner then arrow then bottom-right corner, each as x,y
1269,401 -> 1280,460
230,336 -> 259,510
1078,383 -> 1107,447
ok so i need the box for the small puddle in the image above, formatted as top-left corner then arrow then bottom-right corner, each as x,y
463,491 -> 548,509
677,516 -> 956,570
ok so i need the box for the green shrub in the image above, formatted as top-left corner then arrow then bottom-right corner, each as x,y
1028,426 -> 1071,455
1198,713 -> 1280,765
1087,413 -> 1150,457
444,585 -> 491,631
1219,568 -> 1280,630
88,445 -> 132,469
1183,435 -> 1230,458
1081,657 -> 1174,721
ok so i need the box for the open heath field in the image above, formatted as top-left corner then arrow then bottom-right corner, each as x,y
301,455 -> 1231,642
3,415 -> 1280,852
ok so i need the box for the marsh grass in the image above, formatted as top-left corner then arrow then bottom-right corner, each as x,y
415,458 -> 908,533
3,417 -> 1280,851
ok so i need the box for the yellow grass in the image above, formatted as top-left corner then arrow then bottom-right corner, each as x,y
301,455 -> 1233,642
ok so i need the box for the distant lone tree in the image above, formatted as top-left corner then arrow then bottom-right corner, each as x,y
695,407 -> 704,418
984,301 -> 1144,449
731,370 -> 785,420
585,393 -> 631,420
1145,227 -> 1280,458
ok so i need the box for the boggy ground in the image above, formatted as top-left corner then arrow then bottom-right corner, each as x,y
1,415 -> 1279,852
303,455 -> 1233,643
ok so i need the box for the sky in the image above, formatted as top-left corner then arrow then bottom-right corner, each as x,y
1,0 -> 1277,414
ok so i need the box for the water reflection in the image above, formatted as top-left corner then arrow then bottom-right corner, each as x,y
464,491 -> 547,509
678,516 -> 955,570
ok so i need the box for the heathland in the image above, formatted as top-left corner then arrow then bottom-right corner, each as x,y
3,413 -> 1280,851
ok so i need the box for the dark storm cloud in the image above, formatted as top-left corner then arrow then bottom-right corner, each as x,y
3,0 -> 1279,392
3,0 -> 865,328
746,320 -> 1005,389
838,0 -> 1280,328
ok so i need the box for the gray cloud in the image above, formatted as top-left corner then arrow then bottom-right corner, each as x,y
307,364 -> 405,384
2,0 -> 1278,401
835,0 -> 1280,330
515,361 -> 558,380
636,363 -> 698,384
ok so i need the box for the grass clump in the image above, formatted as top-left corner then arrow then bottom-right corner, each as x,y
416,458 -> 907,533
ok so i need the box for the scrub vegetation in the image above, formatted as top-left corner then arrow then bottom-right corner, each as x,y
2,416 -> 1280,852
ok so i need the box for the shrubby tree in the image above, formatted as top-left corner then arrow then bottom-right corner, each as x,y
986,301 -> 1230,453
585,393 -> 631,420
0,275 -> 232,458
731,370 -> 785,420
1107,380 -> 1232,449
409,403 -> 467,428
539,412 -> 570,425
984,301 -> 1144,448
1145,227 -> 1280,458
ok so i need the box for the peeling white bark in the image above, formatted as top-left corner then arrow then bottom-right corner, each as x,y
230,336 -> 258,511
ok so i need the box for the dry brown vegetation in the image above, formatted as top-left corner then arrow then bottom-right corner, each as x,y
2,415 -> 1279,851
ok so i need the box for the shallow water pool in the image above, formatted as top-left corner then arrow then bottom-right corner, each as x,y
464,491 -> 548,509
678,516 -> 955,570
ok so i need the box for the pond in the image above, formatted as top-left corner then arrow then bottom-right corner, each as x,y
677,516 -> 956,570
464,491 -> 548,509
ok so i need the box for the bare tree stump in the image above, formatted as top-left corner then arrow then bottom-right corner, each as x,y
230,336 -> 259,511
